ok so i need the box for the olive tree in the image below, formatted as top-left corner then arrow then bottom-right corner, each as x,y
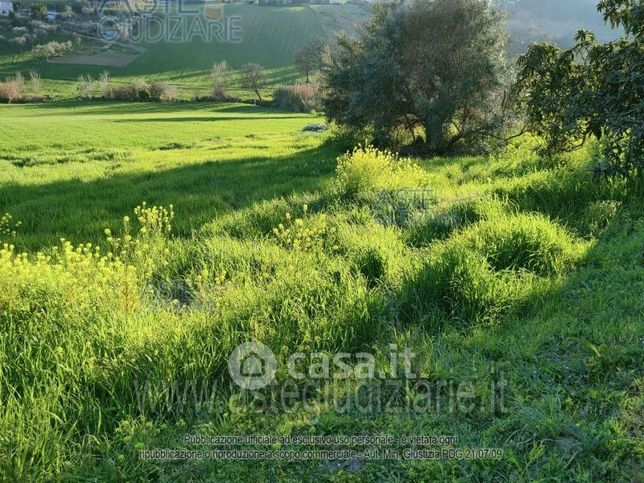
322,0 -> 513,154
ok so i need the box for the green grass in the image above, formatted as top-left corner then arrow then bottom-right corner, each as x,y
0,102 -> 642,481
0,101 -> 328,249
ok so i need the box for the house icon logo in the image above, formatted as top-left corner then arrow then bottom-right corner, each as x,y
228,341 -> 276,390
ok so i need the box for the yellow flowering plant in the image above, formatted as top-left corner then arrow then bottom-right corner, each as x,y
272,204 -> 339,253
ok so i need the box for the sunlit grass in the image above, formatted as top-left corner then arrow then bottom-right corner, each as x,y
0,102 -> 641,481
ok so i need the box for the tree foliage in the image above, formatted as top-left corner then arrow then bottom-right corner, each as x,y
31,41 -> 72,60
515,0 -> 643,175
241,63 -> 267,102
294,38 -> 325,83
321,0 -> 513,155
30,3 -> 47,17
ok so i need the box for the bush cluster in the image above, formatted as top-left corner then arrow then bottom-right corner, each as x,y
335,146 -> 430,198
105,80 -> 179,102
0,78 -> 22,103
77,75 -> 179,102
31,40 -> 72,59
0,72 -> 45,103
272,84 -> 319,113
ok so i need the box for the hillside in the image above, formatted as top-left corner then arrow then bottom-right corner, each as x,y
0,1 -> 622,96
0,101 -> 641,480
0,4 -> 370,94
0,0 -> 641,479
506,0 -> 621,54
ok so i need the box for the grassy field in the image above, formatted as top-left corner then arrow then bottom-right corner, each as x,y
0,4 -> 370,98
0,101 -> 642,481
0,101 -> 328,249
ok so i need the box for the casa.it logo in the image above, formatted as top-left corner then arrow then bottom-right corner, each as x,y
228,341 -> 277,390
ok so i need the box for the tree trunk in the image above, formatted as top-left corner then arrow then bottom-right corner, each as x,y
424,120 -> 450,155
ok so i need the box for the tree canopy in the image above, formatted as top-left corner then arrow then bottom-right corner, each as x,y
322,0 -> 513,155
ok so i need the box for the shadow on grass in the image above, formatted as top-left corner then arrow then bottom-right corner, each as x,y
110,115 -> 309,123
11,100 -> 310,117
0,143 -> 339,251
396,170 -> 642,332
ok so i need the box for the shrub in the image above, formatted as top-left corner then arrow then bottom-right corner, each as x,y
98,71 -> 109,98
105,79 -> 149,101
149,82 -> 178,102
31,40 -> 72,60
192,90 -> 235,102
8,35 -> 28,51
105,84 -> 133,101
211,87 -> 230,101
76,74 -> 95,99
130,79 -> 150,100
0,78 -> 23,103
210,60 -> 230,100
335,146 -> 430,198
273,84 -> 319,113
101,80 -> 178,102
28,71 -> 41,95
